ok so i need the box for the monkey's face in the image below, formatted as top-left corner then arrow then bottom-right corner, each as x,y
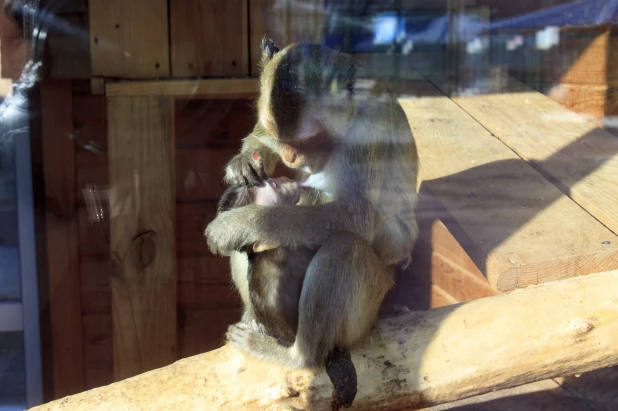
258,42 -> 356,173
254,177 -> 301,206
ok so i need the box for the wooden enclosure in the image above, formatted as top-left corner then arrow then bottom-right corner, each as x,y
2,0 -> 616,406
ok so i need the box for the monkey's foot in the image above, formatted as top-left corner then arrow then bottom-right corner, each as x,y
227,322 -> 273,356
325,348 -> 357,408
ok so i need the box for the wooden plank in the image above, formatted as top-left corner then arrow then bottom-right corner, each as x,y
82,315 -> 113,390
175,98 -> 255,149
73,95 -> 108,152
177,256 -> 230,285
544,82 -> 608,127
178,308 -> 240,359
399,79 -> 618,291
40,80 -> 86,398
89,0 -> 169,79
176,148 -> 239,201
170,0 -> 248,78
176,201 -> 218,257
45,13 -> 91,79
433,72 -> 618,239
107,95 -> 176,380
249,0 -> 324,76
106,78 -> 259,97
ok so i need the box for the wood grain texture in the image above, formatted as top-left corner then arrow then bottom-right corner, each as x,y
175,98 -> 256,149
249,0 -> 324,76
170,0 -> 248,77
29,270 -> 618,410
89,0 -> 169,78
40,80 -> 86,398
399,79 -> 618,291
106,78 -> 259,97
107,95 -> 176,380
440,73 -> 618,239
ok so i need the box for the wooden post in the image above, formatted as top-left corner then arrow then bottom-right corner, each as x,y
28,270 -> 618,410
40,80 -> 86,398
107,95 -> 176,380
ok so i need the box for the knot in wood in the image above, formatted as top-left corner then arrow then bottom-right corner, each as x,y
131,230 -> 157,271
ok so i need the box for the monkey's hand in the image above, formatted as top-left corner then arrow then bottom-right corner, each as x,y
224,152 -> 268,186
205,206 -> 276,256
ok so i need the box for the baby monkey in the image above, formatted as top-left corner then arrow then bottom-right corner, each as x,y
217,160 -> 358,407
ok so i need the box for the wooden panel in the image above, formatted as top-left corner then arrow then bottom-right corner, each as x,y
40,80 -> 86,397
177,309 -> 241,359
440,74 -> 618,239
73,95 -> 107,152
82,315 -> 113,390
106,78 -> 259,97
545,83 -> 608,126
170,0 -> 248,78
249,0 -> 325,76
175,99 -> 255,149
107,95 -> 176,380
89,0 -> 170,79
177,256 -> 230,285
399,79 -> 618,291
176,201 -> 218,257
176,149 -> 239,201
45,13 -> 90,79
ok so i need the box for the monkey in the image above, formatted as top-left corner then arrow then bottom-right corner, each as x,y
216,172 -> 313,345
205,38 -> 418,407
217,168 -> 359,406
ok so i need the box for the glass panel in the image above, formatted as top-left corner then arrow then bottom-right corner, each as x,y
0,140 -> 21,302
0,332 -> 26,409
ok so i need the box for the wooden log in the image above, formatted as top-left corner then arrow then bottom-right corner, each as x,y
107,95 -> 176,380
400,79 -> 618,291
29,270 -> 618,410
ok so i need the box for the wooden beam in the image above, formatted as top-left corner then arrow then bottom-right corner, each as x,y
40,80 -> 86,398
28,270 -> 618,410
170,0 -> 248,77
432,71 -> 618,238
89,0 -> 169,79
107,96 -> 176,380
400,79 -> 618,291
105,78 -> 259,98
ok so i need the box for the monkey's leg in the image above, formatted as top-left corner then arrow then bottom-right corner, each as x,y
227,232 -> 393,406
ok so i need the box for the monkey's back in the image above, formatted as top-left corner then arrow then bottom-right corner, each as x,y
247,246 -> 316,345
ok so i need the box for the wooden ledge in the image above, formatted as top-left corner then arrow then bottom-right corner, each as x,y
105,78 -> 259,98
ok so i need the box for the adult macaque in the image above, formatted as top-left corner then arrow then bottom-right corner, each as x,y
205,38 -> 418,407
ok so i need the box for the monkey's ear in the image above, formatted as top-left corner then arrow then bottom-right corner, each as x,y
261,36 -> 280,66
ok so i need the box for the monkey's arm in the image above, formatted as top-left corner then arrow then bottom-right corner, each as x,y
205,201 -> 368,256
225,125 -> 281,186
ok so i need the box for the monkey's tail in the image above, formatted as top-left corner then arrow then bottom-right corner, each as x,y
325,348 -> 357,409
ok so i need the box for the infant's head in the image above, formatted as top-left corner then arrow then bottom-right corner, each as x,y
217,177 -> 301,213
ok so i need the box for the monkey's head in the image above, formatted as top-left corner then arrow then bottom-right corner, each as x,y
257,37 -> 358,173
218,176 -> 301,214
